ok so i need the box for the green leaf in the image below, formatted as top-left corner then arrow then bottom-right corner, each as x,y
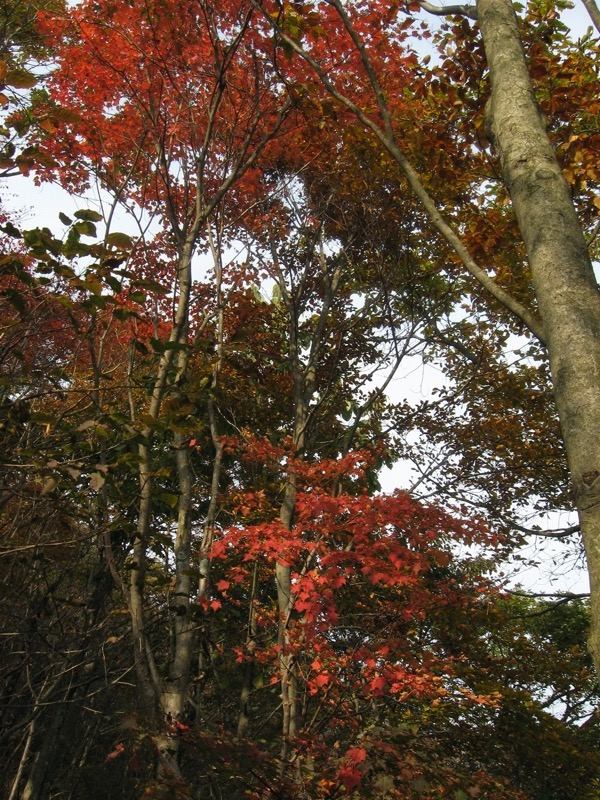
75,220 -> 97,237
157,491 -> 179,509
106,231 -> 134,249
82,295 -> 109,310
373,775 -> 395,793
52,106 -> 83,124
138,413 -> 162,428
74,209 -> 103,222
149,337 -> 166,353
341,401 -> 353,421
2,287 -> 26,314
112,307 -> 134,321
104,274 -> 123,293
282,40 -> 296,59
134,277 -> 167,293
58,212 -> 72,225
1,221 -> 22,238
28,148 -> 57,168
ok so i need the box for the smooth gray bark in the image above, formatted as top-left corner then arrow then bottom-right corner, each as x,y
477,0 -> 600,670
581,0 -> 600,34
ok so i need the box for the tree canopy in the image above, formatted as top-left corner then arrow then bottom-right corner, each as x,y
1,0 -> 599,798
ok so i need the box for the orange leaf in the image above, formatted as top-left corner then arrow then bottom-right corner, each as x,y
105,742 -> 125,763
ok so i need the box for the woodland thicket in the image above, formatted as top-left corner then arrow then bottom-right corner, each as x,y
1,0 -> 600,798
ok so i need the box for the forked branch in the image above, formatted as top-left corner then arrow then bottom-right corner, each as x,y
255,0 -> 546,345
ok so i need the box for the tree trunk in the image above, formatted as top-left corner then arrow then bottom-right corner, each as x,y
477,0 -> 600,671
20,697 -> 76,800
580,0 -> 600,34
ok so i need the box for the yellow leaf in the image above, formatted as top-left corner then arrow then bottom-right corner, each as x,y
39,117 -> 58,134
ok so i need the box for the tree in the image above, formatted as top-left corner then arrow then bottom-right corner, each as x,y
474,0 -> 600,671
258,0 -> 600,671
32,0 -> 296,780
2,0 -> 600,797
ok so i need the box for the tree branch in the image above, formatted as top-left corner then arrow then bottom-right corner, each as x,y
257,0 -> 547,345
510,521 -> 581,538
418,1 -> 478,20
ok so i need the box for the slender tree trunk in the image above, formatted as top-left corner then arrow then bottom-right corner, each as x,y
272,233 -> 343,772
198,223 -> 226,606
274,287 -> 313,771
7,720 -> 34,800
154,435 -> 194,780
277,476 -> 299,768
477,0 -> 600,671
20,696 -> 75,800
197,224 -> 226,708
128,234 -> 198,782
18,656 -> 106,800
237,561 -> 259,738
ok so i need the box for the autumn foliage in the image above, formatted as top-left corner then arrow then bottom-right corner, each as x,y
1,0 -> 599,798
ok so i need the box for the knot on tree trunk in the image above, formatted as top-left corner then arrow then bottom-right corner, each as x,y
582,470 -> 600,487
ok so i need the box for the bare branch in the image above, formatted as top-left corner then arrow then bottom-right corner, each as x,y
510,521 -> 581,538
508,590 -> 590,599
418,1 -> 478,20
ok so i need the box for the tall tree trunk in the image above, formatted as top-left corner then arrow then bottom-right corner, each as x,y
477,0 -> 600,671
272,232 -> 343,772
580,0 -> 600,34
276,377 -> 306,767
128,234 -> 198,783
277,477 -> 299,769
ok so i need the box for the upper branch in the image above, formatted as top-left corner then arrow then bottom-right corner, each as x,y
256,0 -> 546,344
418,1 -> 478,20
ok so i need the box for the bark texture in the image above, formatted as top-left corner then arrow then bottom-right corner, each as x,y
581,0 -> 600,34
477,0 -> 600,670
